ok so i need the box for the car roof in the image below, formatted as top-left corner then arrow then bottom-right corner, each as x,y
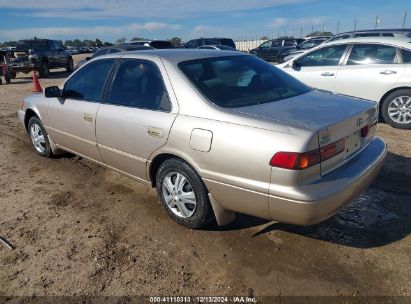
97,48 -> 244,64
336,28 -> 411,34
324,36 -> 411,48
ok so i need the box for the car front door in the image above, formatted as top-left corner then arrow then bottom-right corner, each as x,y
286,44 -> 348,91
47,59 -> 117,161
334,43 -> 404,102
96,58 -> 177,181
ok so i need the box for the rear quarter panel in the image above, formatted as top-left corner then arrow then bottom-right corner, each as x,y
152,115 -> 317,219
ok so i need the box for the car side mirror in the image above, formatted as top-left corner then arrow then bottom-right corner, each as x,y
44,86 -> 62,98
85,56 -> 91,61
292,60 -> 301,71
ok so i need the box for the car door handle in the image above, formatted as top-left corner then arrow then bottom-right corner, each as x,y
380,70 -> 397,75
83,113 -> 94,122
147,127 -> 164,138
321,72 -> 334,76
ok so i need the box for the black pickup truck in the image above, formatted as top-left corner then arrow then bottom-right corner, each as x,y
8,39 -> 73,78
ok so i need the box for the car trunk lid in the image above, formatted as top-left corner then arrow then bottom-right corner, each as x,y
234,90 -> 378,175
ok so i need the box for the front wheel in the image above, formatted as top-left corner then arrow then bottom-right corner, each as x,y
381,89 -> 411,130
66,58 -> 74,73
28,116 -> 52,157
155,158 -> 214,229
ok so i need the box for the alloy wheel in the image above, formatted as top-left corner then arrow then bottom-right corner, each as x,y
30,123 -> 46,153
388,96 -> 411,124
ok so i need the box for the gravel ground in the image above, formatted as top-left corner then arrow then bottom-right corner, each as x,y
0,54 -> 410,298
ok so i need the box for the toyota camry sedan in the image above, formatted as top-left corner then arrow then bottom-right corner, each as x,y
18,49 -> 387,229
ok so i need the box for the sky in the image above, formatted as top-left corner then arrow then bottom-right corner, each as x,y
0,0 -> 410,43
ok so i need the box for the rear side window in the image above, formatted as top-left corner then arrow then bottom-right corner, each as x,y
382,33 -> 395,37
402,49 -> 411,63
186,39 -> 201,48
297,44 -> 347,67
179,55 -> 310,108
347,44 -> 397,65
64,59 -> 116,101
108,59 -> 171,111
93,49 -> 109,58
218,38 -> 236,49
354,33 -> 380,37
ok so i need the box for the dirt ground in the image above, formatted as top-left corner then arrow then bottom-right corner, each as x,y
0,54 -> 410,298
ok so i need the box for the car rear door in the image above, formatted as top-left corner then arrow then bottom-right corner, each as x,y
334,43 -> 404,102
95,58 -> 177,181
285,44 -> 348,91
47,58 -> 117,161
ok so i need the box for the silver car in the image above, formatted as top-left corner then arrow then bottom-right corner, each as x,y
18,50 -> 387,229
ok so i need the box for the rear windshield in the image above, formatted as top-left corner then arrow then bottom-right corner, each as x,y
178,55 -> 310,108
16,40 -> 48,51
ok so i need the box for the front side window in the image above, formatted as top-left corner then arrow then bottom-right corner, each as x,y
108,59 -> 171,111
401,49 -> 411,63
179,55 -> 310,108
347,44 -> 397,65
64,59 -> 116,101
297,44 -> 347,67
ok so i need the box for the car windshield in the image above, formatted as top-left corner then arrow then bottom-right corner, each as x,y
179,55 -> 310,108
16,40 -> 48,51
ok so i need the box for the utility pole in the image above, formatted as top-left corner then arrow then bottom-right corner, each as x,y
300,27 -> 303,37
403,11 -> 408,28
284,28 -> 286,37
354,19 -> 357,32
337,22 -> 340,34
311,25 -> 314,33
375,16 -> 380,29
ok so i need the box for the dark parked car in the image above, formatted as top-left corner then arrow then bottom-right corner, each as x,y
74,44 -> 153,70
185,38 -> 236,49
249,38 -> 304,62
9,39 -> 73,77
197,45 -> 237,51
127,40 -> 173,49
277,37 -> 330,63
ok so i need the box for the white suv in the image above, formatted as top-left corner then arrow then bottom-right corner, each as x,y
278,37 -> 411,129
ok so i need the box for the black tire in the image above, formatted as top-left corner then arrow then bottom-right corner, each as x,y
10,71 -> 16,79
66,58 -> 74,73
38,62 -> 49,78
27,116 -> 52,157
155,158 -> 214,229
5,74 -> 11,84
381,89 -> 411,130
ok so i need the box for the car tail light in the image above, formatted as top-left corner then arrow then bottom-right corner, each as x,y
270,138 -> 345,170
361,125 -> 369,137
270,150 -> 320,170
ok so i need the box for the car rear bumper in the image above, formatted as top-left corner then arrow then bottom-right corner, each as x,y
268,136 -> 387,225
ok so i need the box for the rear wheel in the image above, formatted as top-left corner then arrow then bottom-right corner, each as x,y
381,89 -> 411,130
5,74 -> 11,84
38,62 -> 49,78
28,116 -> 52,157
155,158 -> 214,229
